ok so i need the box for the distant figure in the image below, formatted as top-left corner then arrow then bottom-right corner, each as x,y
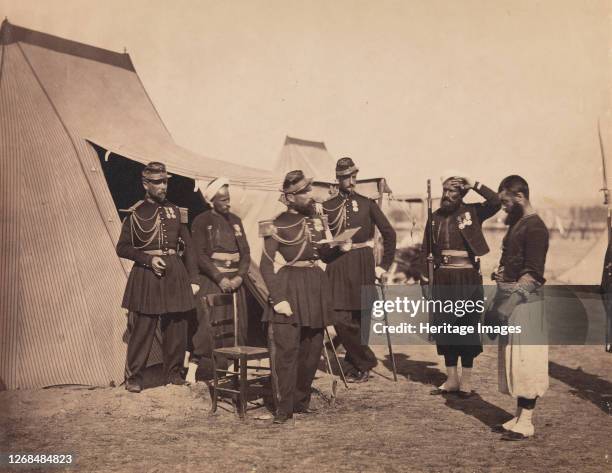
322,157 -> 396,383
116,162 -> 199,393
489,175 -> 550,440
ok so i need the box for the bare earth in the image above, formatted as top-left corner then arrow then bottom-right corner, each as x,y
1,343 -> 611,473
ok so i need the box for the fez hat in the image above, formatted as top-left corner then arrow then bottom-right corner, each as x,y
281,170 -> 313,194
335,157 -> 359,177
142,162 -> 171,181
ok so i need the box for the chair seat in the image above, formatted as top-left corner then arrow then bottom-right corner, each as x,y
213,345 -> 269,359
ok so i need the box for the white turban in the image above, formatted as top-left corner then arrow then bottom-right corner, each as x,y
201,177 -> 230,204
441,169 -> 470,184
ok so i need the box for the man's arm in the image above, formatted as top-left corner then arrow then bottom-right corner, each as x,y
517,222 -> 549,289
116,215 -> 153,266
370,199 -> 396,270
472,182 -> 502,221
179,223 -> 200,284
497,221 -> 549,317
259,236 -> 288,306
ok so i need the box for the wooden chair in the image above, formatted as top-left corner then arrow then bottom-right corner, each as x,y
206,293 -> 274,419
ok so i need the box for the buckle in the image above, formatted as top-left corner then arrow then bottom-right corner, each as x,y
442,255 -> 450,264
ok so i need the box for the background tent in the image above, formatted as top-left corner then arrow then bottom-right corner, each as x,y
236,136 -> 393,274
0,20 -> 277,390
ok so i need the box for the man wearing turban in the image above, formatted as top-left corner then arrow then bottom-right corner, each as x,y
425,171 -> 500,398
188,177 -> 251,380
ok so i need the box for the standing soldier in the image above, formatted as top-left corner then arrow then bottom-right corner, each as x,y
322,157 -> 396,383
425,172 -> 500,397
489,175 -> 549,440
116,162 -> 200,393
260,170 -> 331,424
188,178 -> 251,380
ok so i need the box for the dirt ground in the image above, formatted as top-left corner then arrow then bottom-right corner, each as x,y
1,343 -> 611,473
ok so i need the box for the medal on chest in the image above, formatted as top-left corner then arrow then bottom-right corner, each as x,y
164,207 -> 177,219
457,211 -> 472,230
351,199 -> 359,212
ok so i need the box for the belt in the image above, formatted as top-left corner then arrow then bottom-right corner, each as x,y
211,252 -> 240,262
286,260 -> 321,268
439,254 -> 477,269
350,240 -> 374,250
441,250 -> 469,257
143,249 -> 177,256
211,252 -> 240,272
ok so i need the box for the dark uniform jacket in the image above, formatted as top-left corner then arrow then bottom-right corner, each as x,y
322,191 -> 396,269
116,199 -> 198,314
422,184 -> 500,276
191,210 -> 250,284
499,213 -> 549,287
260,211 -> 330,327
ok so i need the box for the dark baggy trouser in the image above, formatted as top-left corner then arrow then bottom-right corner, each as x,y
125,311 -> 190,385
334,309 -> 378,372
268,323 -> 324,416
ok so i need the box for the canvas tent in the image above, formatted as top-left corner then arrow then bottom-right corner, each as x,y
0,20 -> 278,390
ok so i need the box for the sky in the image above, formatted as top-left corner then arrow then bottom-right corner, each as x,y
1,0 -> 610,205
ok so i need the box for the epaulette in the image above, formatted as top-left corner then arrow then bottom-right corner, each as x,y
118,200 -> 144,214
179,207 -> 189,224
258,219 -> 277,237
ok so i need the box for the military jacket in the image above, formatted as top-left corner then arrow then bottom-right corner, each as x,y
322,191 -> 396,270
116,199 -> 198,281
191,210 -> 250,284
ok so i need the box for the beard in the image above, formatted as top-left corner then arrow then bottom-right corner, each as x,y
148,191 -> 166,204
504,203 -> 524,226
291,200 -> 315,216
439,197 -> 461,215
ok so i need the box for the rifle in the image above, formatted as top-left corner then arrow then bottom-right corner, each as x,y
598,119 -> 612,353
425,180 -> 435,341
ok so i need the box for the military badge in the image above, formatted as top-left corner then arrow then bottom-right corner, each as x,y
351,199 -> 359,212
457,212 -> 472,230
164,207 -> 177,219
233,224 -> 243,237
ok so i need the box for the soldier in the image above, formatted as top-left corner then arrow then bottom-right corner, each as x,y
116,162 -> 200,393
260,170 -> 331,424
322,157 -> 396,382
188,178 -> 250,380
489,175 -> 549,440
425,172 -> 500,398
